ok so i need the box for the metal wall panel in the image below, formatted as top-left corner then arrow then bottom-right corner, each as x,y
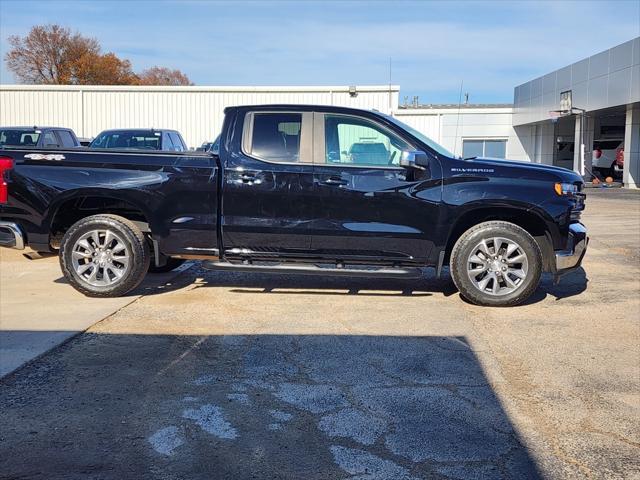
514,36 -> 640,126
392,111 -> 441,141
0,85 -> 399,147
395,107 -> 527,161
0,89 -> 83,132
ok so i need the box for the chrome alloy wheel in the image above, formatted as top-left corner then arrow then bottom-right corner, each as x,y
466,237 -> 529,296
71,229 -> 130,287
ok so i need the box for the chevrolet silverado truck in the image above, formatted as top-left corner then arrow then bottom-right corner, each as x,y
0,105 -> 587,306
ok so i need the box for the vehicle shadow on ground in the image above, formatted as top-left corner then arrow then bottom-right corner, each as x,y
139,263 -> 588,305
0,332 -> 545,480
136,264 -> 459,298
52,263 -> 589,305
535,268 -> 589,302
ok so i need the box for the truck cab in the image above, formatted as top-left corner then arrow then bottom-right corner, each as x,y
0,126 -> 80,149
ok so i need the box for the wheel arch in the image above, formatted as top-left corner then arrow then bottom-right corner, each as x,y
47,191 -> 154,248
444,205 -> 555,272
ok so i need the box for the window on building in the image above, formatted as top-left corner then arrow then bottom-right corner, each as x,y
249,113 -> 302,163
462,139 -> 507,159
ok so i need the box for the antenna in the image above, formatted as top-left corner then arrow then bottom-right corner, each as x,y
388,57 -> 392,114
453,80 -> 464,157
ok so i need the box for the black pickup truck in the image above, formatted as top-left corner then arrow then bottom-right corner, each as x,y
0,105 -> 587,306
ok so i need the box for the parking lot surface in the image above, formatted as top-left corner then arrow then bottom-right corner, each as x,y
0,248 -> 188,377
0,188 -> 639,479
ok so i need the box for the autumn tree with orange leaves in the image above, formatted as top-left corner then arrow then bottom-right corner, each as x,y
5,24 -> 192,86
138,66 -> 193,86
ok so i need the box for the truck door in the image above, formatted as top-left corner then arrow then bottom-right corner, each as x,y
221,110 -> 315,253
311,112 -> 441,263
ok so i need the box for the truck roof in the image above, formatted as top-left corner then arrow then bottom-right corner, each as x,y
0,126 -> 70,130
224,104 -> 383,116
97,128 -> 180,133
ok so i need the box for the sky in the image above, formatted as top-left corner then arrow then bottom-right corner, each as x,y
0,0 -> 638,104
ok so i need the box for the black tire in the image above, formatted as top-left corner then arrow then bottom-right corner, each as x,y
59,214 -> 150,297
148,257 -> 185,273
450,221 -> 542,307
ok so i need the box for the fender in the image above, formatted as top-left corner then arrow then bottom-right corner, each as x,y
437,200 -> 559,266
44,188 -> 157,233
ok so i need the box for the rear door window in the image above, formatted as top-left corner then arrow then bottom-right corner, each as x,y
246,112 -> 303,163
57,130 -> 76,147
42,131 -> 59,147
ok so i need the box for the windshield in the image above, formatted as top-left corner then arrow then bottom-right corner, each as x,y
0,129 -> 40,147
381,114 -> 456,158
90,131 -> 161,150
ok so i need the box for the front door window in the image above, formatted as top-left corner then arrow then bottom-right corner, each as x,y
324,115 -> 410,167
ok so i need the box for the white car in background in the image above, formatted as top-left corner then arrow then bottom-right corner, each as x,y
592,139 -> 624,177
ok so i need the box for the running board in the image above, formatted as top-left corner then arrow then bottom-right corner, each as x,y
201,261 -> 422,279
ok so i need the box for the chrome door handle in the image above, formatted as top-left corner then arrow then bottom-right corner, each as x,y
229,170 -> 261,185
321,177 -> 348,186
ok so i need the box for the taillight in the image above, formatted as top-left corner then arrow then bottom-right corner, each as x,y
0,156 -> 14,204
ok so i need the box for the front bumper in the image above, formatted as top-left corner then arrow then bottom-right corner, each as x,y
555,222 -> 588,275
0,221 -> 25,250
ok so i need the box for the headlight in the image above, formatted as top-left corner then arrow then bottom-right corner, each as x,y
554,182 -> 578,196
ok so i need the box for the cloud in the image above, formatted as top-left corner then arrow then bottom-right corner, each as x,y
1,0 -> 638,102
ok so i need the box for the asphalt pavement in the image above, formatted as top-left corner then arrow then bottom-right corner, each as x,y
0,188 -> 638,480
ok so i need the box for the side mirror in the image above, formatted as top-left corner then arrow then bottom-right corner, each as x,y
399,150 -> 428,169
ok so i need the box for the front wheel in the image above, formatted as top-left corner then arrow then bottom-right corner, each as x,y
59,214 -> 150,297
450,221 -> 542,307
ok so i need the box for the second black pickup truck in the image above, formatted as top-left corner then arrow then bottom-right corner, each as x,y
0,104 -> 587,306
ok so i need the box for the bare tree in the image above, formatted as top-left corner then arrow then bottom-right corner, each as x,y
137,66 -> 193,86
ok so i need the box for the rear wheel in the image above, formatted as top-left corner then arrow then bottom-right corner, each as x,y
450,221 -> 542,307
59,214 -> 150,297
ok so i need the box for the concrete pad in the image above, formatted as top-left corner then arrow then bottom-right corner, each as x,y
0,248 -> 186,377
0,191 -> 638,479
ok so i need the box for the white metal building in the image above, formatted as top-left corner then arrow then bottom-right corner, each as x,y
0,83 -> 524,163
513,36 -> 640,188
0,84 -> 399,148
394,104 -> 526,161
